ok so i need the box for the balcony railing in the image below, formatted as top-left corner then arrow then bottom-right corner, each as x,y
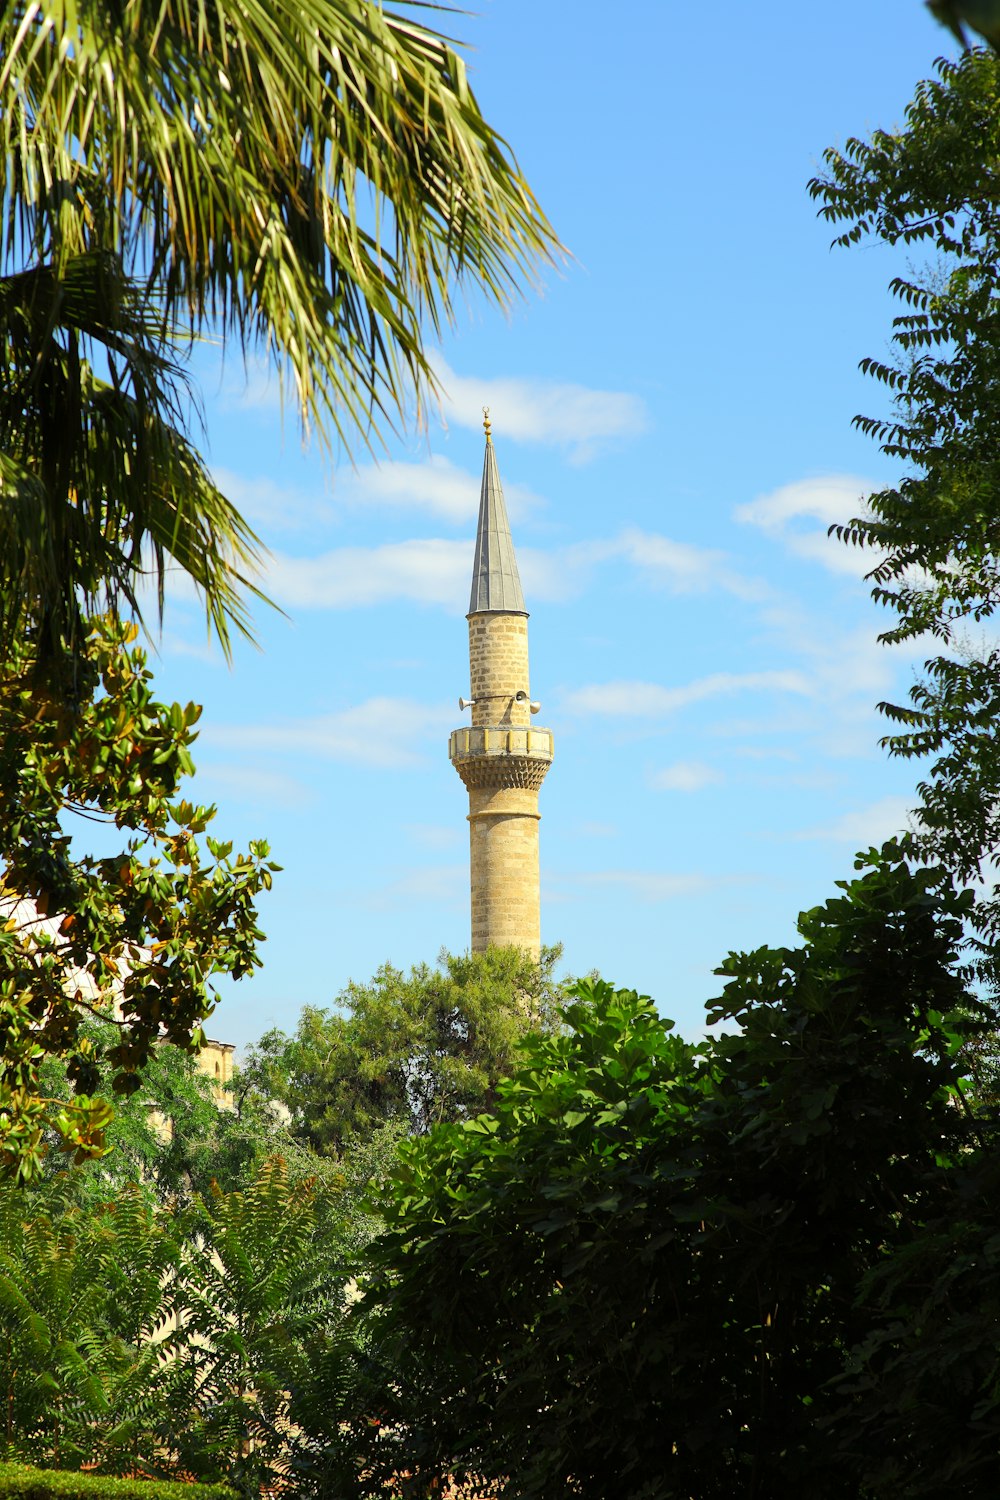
449,725 -> 554,762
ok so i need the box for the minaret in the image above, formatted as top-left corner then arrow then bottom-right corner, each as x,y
449,411 -> 554,955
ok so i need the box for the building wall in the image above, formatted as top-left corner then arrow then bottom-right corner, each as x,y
147,1038 -> 236,1142
198,1038 -> 235,1106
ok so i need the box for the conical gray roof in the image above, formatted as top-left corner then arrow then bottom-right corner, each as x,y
468,425 -> 527,615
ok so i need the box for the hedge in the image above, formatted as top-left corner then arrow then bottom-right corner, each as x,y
0,1466 -> 234,1500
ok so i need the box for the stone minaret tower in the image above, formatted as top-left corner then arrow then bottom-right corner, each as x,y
449,412 -> 554,955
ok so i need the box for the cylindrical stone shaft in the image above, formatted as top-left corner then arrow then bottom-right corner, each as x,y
468,614 -> 531,728
466,615 -> 541,954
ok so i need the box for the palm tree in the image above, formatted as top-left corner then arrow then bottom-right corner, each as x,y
0,0 -> 560,656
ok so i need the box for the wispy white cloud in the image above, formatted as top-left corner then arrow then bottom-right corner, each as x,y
431,353 -> 648,462
219,352 -> 648,465
202,698 -> 452,769
519,529 -> 766,605
760,607 -> 903,694
193,763 -> 313,809
213,467 -> 331,533
792,794 -> 914,844
552,869 -> 715,902
562,671 -> 812,719
339,455 -> 539,524
266,540 -> 471,610
732,744 -> 800,763
214,454 -> 539,536
710,701 -> 892,764
514,542 -> 600,603
735,474 -> 879,577
359,863 -> 466,911
730,606 -> 927,759
651,760 -> 723,792
612,527 -> 769,602
153,628 -> 224,665
779,530 -> 875,576
266,538 -> 573,613
218,357 -> 284,416
404,823 -> 463,851
263,523 -> 768,615
745,765 -> 845,792
737,475 -> 872,530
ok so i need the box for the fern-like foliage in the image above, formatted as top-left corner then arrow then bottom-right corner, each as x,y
154,1157 -> 365,1497
0,1185 -> 167,1471
810,48 -> 1000,968
0,1158 -> 378,1495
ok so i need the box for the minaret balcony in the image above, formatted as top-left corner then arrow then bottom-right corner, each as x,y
449,724 -> 554,792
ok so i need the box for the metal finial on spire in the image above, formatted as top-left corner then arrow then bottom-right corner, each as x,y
482,405 -> 492,440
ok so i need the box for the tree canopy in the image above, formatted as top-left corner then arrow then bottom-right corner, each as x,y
367,847 -> 992,1499
811,47 -> 1000,965
6,848 -> 1000,1496
242,945 -> 565,1155
0,616 -> 276,1180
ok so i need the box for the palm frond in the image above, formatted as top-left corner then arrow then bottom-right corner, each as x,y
0,0 -> 562,448
0,250 -> 265,658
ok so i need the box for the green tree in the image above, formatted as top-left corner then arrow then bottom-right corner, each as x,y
809,48 -> 1000,966
0,1157 -> 382,1493
34,1026 -> 263,1204
33,1016 -> 404,1209
0,1181 -> 177,1471
366,847 -> 984,1499
0,615 -> 277,1180
828,1134 -> 1000,1497
158,1158 -> 365,1498
0,0 -> 560,656
243,945 -> 565,1155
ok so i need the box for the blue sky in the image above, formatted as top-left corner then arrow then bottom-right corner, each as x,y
142,1 -> 962,1049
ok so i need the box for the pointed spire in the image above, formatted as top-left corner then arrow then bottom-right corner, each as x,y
469,410 -> 527,615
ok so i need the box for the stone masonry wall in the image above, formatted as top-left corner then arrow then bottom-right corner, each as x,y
469,614 -> 530,728
465,613 -> 541,955
468,786 -> 541,955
